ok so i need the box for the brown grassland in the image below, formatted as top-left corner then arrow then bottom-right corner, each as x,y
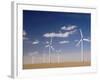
23,61 -> 90,69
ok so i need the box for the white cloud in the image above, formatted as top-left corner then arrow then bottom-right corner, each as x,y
59,32 -> 69,37
61,26 -> 66,30
43,30 -> 76,38
69,29 -> 77,34
61,25 -> 77,31
66,25 -> 77,30
43,25 -> 77,38
43,32 -> 56,37
32,40 -> 39,45
43,32 -> 69,38
59,41 -> 69,44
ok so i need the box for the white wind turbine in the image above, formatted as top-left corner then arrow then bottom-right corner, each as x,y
55,50 -> 62,63
28,53 -> 34,64
42,49 -> 46,63
76,29 -> 90,62
28,52 -> 38,64
28,53 -> 35,64
45,37 -> 55,63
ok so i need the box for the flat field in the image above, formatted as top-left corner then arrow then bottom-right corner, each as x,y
23,61 -> 90,69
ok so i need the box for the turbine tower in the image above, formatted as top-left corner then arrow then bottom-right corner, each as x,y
76,29 -> 90,62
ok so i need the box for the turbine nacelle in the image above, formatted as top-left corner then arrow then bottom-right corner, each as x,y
75,29 -> 90,47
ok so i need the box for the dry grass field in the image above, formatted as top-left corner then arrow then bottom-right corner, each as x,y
23,61 -> 90,69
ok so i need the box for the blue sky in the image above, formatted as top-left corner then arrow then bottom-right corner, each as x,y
23,10 -> 91,62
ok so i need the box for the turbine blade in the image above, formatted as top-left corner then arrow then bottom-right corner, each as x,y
79,29 -> 83,38
83,38 -> 90,42
76,39 -> 81,47
45,45 -> 49,48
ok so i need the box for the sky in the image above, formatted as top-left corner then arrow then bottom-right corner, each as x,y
23,10 -> 91,64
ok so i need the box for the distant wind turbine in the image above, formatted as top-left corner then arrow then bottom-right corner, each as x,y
76,29 -> 90,62
45,37 -> 54,63
55,50 -> 62,63
28,53 -> 34,64
28,52 -> 38,64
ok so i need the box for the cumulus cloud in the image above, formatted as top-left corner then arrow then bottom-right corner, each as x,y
43,30 -> 76,38
43,32 -> 69,38
43,32 -> 56,38
43,25 -> 77,38
59,41 -> 69,44
32,40 -> 39,45
61,25 -> 77,31
61,26 -> 67,30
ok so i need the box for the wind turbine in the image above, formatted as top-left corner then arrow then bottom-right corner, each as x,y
76,29 -> 90,62
42,49 -> 46,63
55,50 -> 62,63
28,53 -> 34,64
45,37 -> 54,63
29,52 -> 39,64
